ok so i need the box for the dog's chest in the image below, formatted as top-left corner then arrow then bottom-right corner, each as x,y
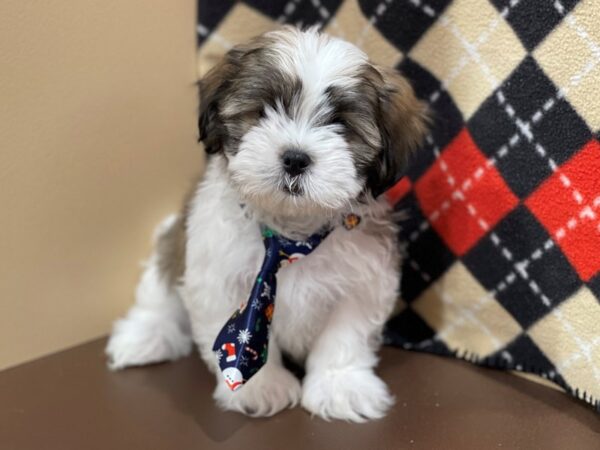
221,229 -> 343,353
186,208 -> 362,360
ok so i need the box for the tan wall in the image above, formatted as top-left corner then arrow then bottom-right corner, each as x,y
0,0 -> 203,370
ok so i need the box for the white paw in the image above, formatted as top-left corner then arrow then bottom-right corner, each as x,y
213,364 -> 301,417
105,310 -> 192,370
301,368 -> 394,422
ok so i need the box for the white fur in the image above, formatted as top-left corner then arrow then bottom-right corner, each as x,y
267,27 -> 369,98
106,28 -> 401,422
106,215 -> 192,370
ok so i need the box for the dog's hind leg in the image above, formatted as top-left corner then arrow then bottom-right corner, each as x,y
105,214 -> 192,370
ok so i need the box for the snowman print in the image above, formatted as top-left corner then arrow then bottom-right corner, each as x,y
222,367 -> 245,391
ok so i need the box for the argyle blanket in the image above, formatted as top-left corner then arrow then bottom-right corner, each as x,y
196,0 -> 600,411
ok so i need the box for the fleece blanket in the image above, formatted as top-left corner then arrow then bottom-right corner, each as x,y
196,0 -> 600,411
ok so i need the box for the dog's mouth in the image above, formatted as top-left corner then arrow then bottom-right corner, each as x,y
281,175 -> 303,196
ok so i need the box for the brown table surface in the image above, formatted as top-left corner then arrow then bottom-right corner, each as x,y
0,338 -> 598,450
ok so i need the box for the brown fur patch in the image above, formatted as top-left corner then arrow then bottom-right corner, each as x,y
155,176 -> 202,285
198,33 -> 301,154
377,66 -> 429,158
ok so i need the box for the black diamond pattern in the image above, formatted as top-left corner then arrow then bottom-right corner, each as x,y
490,333 -> 567,386
397,191 -> 456,303
464,206 -> 579,329
245,0 -> 344,27
469,57 -> 591,198
385,307 -> 437,344
358,0 -> 452,52
491,0 -> 581,51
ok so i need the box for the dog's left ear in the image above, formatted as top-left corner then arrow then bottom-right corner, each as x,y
198,48 -> 245,154
367,66 -> 429,197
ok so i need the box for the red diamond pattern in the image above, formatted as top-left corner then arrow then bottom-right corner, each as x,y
414,129 -> 519,256
526,140 -> 600,281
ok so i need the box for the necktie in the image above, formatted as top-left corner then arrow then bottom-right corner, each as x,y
212,225 -> 331,391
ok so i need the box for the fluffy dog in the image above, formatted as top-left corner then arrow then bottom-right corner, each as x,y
106,27 -> 427,422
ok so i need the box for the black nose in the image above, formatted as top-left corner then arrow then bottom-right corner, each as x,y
282,149 -> 311,177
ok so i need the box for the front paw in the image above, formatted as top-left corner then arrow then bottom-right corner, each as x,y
302,368 -> 394,422
213,364 -> 301,417
105,315 -> 192,370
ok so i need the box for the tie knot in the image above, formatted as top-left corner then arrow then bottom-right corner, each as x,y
262,226 -> 329,271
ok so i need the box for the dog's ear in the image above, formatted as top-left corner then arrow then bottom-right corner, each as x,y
367,66 -> 429,197
198,48 -> 245,154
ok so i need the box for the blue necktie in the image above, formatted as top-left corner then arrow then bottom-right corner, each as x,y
212,225 -> 330,391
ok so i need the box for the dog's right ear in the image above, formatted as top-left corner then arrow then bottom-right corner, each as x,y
366,65 -> 429,197
198,48 -> 244,154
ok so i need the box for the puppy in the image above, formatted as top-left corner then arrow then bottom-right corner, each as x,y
106,27 -> 427,422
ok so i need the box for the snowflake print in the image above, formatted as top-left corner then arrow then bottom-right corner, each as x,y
227,323 -> 236,334
251,298 -> 262,310
260,283 -> 271,299
215,349 -> 223,362
239,354 -> 249,367
237,328 -> 252,345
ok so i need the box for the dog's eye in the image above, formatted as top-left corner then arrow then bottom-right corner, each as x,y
258,107 -> 266,119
